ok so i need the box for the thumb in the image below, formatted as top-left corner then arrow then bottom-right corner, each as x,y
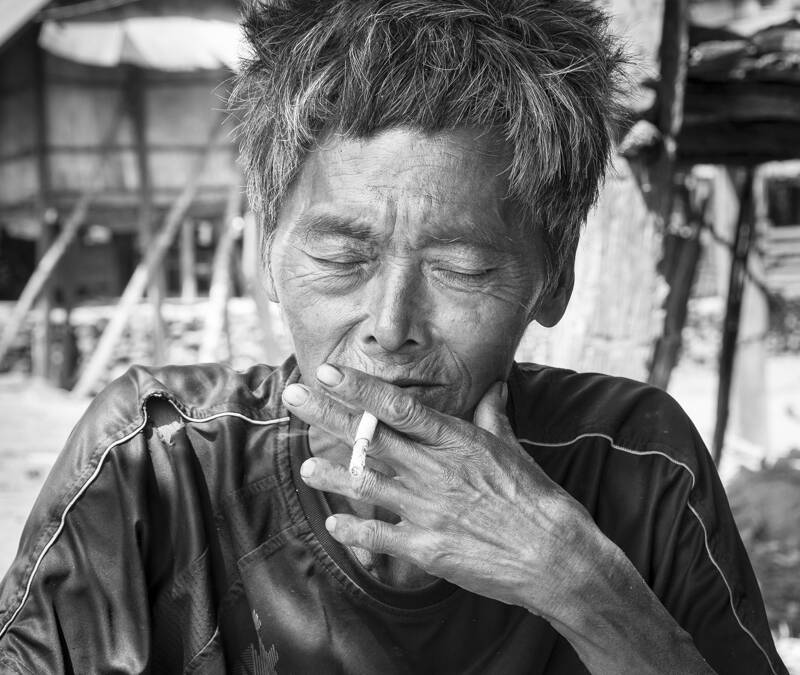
473,381 -> 514,441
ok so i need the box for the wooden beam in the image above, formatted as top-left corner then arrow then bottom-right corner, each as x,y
712,168 -> 756,465
678,121 -> 800,165
0,98 -> 125,370
684,81 -> 800,125
71,114 -> 226,397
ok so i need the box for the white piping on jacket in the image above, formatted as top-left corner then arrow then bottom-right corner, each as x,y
518,432 -> 780,675
0,404 -> 289,640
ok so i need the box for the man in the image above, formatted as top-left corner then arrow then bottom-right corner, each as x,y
0,1 -> 788,673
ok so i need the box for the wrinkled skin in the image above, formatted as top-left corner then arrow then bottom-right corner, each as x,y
269,127 -> 570,422
272,129 -> 712,674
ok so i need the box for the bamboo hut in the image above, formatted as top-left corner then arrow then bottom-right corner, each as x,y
0,0 -> 249,388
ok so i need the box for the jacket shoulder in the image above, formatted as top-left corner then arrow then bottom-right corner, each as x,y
510,362 -> 705,467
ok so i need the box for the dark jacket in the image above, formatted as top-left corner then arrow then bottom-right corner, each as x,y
0,359 -> 787,674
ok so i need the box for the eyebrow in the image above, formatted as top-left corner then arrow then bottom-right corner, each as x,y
295,211 -> 517,253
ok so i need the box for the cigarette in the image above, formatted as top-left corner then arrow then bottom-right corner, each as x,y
349,411 -> 378,478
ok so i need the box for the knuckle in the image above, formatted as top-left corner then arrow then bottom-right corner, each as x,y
317,393 -> 337,420
352,470 -> 379,501
388,395 -> 421,427
360,520 -> 386,551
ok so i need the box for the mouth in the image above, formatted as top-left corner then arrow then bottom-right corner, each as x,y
391,379 -> 439,388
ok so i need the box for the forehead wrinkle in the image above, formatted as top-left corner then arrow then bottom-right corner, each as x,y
420,219 -> 517,254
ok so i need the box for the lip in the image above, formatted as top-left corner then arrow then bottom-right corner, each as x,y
391,379 -> 440,388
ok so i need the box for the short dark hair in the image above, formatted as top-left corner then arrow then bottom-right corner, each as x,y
231,0 -> 625,288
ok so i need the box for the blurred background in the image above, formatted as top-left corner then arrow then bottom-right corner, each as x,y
0,0 -> 798,669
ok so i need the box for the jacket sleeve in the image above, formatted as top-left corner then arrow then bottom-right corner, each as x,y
0,377 -> 154,674
642,420 -> 789,675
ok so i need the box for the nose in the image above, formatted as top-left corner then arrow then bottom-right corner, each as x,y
360,261 -> 430,354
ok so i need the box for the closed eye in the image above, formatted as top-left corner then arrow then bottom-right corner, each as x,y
434,267 -> 495,286
308,254 -> 368,269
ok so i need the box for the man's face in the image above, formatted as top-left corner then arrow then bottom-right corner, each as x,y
269,127 -> 563,419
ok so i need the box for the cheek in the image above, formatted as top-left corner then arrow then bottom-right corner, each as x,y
436,300 -> 529,396
439,294 -> 529,354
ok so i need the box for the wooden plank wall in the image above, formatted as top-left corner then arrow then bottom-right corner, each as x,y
0,40 -> 237,225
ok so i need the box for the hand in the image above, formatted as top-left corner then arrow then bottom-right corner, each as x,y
282,363 -> 604,618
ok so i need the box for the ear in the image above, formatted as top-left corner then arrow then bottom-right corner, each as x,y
531,253 -> 575,328
264,266 -> 278,303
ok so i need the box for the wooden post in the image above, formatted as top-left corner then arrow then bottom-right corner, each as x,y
731,170 -> 770,456
180,218 -> 197,302
712,168 -> 756,465
72,115 -> 225,397
645,0 -> 692,384
648,179 -> 705,389
32,42 -> 54,381
0,99 -> 125,369
127,66 -> 166,365
199,184 -> 241,363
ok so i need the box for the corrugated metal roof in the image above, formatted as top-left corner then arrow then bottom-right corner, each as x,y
0,0 -> 50,48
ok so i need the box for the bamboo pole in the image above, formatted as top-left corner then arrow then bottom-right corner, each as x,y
198,184 -> 242,363
712,168 -> 756,465
0,100 -> 125,370
71,115 -> 226,397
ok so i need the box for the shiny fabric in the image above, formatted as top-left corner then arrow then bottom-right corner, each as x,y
0,358 -> 787,674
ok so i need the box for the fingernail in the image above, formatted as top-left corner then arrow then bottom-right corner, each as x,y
300,459 -> 316,478
316,363 -> 343,387
325,515 -> 337,533
499,381 -> 508,405
283,384 -> 309,406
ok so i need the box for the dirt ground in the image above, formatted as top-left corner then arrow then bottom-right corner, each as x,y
0,359 -> 798,671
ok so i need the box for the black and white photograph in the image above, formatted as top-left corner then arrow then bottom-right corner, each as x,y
0,0 -> 798,672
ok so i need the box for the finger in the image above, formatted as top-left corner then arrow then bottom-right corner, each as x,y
314,363 -> 454,443
282,383 -> 423,470
472,381 -> 516,443
282,382 -> 361,444
324,513 -> 408,558
299,457 -> 424,517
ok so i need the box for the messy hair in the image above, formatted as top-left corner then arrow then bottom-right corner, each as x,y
231,0 -> 626,287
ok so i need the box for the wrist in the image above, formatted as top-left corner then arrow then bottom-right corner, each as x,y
532,528 -> 713,674
534,507 -> 620,625
511,493 -> 611,622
